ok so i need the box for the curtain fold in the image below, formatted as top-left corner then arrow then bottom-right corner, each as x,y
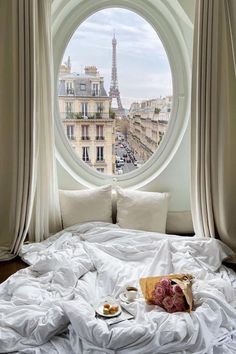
191,0 -> 236,256
28,0 -> 62,243
0,0 -> 61,260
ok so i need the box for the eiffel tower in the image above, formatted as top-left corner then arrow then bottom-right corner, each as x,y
109,33 -> 125,117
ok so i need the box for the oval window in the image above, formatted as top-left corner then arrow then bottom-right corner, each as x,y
57,8 -> 173,176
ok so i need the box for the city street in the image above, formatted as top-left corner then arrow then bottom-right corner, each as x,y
115,140 -> 138,174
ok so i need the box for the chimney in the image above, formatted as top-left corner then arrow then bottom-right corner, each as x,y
84,66 -> 98,76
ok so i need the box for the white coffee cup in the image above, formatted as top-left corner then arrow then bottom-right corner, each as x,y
125,286 -> 138,301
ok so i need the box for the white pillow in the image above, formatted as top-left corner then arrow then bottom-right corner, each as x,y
59,185 -> 112,228
116,187 -> 170,233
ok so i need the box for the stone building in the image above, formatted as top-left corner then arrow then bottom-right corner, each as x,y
58,58 -> 115,174
128,97 -> 172,162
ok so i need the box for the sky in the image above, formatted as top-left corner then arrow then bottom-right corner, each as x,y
62,8 -> 173,109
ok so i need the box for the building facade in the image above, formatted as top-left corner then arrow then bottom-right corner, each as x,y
58,59 -> 115,174
128,97 -> 172,162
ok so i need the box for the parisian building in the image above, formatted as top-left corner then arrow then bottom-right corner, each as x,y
58,58 -> 115,174
128,97 -> 172,162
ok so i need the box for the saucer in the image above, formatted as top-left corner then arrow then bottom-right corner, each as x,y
119,292 -> 137,303
95,304 -> 122,318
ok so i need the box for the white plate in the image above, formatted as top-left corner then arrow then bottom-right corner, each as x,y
96,304 -> 122,318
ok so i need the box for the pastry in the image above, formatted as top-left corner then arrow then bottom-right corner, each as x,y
102,303 -> 119,315
103,307 -> 110,315
109,305 -> 119,314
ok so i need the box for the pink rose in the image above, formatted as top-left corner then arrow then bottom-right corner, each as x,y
151,290 -> 162,305
154,285 -> 166,299
173,294 -> 185,312
175,304 -> 185,312
160,278 -> 171,288
168,306 -> 178,313
173,284 -> 183,295
162,296 -> 174,311
173,294 -> 184,306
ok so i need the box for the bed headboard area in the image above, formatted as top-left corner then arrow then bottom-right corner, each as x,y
59,186 -> 194,236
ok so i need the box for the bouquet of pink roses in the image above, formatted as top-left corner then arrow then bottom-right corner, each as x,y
139,274 -> 193,313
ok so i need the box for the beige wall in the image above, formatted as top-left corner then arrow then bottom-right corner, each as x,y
63,119 -> 115,174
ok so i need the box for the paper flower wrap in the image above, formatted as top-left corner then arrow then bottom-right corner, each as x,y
139,274 -> 193,313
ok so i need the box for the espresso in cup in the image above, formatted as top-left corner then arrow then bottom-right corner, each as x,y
125,286 -> 138,301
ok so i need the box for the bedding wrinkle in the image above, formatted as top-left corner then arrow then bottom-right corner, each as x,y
0,222 -> 234,353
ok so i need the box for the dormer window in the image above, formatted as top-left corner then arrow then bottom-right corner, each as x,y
66,82 -> 74,95
92,83 -> 99,96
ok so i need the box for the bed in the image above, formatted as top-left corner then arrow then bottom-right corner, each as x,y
0,220 -> 236,354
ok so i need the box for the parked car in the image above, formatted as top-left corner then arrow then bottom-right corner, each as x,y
133,161 -> 138,166
120,144 -> 124,148
123,153 -> 127,158
126,158 -> 131,163
117,168 -> 123,175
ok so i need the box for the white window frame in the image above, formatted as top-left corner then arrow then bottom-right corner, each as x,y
81,102 -> 88,117
97,102 -> 103,113
82,146 -> 90,162
92,83 -> 99,96
96,125 -> 104,139
96,146 -> 104,161
66,125 -> 75,140
65,101 -> 73,114
66,81 -> 74,93
53,0 -> 192,189
81,125 -> 89,139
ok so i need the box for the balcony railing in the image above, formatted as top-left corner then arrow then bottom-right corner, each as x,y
66,89 -> 74,95
96,136 -> 105,140
61,112 -> 112,120
81,136 -> 90,140
91,90 -> 100,96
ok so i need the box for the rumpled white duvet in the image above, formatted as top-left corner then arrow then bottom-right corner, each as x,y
0,222 -> 236,354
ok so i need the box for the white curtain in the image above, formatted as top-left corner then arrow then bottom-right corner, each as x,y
191,0 -> 236,257
0,0 -> 61,260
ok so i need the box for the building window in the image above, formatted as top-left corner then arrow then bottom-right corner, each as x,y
65,102 -> 73,116
96,125 -> 104,140
92,83 -> 99,96
67,125 -> 75,140
81,125 -> 89,140
82,147 -> 90,161
97,103 -> 103,113
66,82 -> 74,94
96,103 -> 103,118
81,102 -> 88,117
80,83 -> 86,91
96,146 -> 104,161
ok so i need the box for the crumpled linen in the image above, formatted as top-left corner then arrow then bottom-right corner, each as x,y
0,221 -> 235,354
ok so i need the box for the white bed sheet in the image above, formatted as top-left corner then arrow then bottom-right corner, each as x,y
0,222 -> 236,354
